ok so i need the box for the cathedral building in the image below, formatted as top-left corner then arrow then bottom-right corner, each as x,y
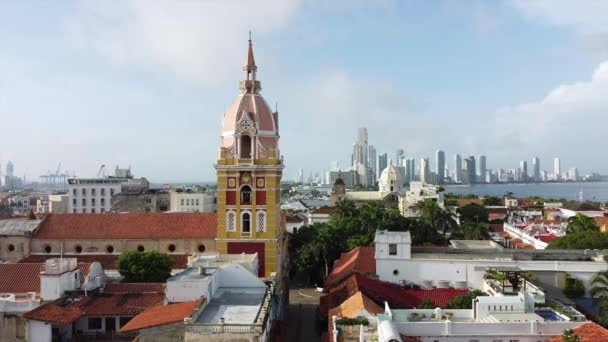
214,37 -> 286,278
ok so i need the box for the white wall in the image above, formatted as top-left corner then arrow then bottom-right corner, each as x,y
68,182 -> 122,213
166,273 -> 211,303
169,192 -> 216,213
218,264 -> 264,288
27,321 -> 52,342
377,257 -> 608,290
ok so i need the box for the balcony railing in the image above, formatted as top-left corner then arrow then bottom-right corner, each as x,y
185,324 -> 264,334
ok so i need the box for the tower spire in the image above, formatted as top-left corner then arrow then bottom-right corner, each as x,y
241,32 -> 260,93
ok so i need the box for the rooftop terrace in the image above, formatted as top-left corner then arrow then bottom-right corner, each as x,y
195,287 -> 266,324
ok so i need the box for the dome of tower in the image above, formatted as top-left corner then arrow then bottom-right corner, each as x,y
220,38 -> 279,156
378,162 -> 403,193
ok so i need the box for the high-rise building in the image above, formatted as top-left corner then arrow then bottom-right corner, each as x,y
378,153 -> 388,178
436,150 -> 445,184
352,128 -> 370,186
464,156 -> 476,184
420,158 -> 431,184
215,38 -> 284,277
368,145 -> 377,182
478,155 -> 486,184
532,157 -> 540,182
568,167 -> 579,181
454,154 -> 462,183
520,160 -> 528,182
554,158 -> 561,181
395,149 -> 405,167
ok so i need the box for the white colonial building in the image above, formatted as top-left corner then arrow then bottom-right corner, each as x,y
168,190 -> 216,213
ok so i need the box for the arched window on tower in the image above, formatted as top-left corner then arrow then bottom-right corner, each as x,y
241,185 -> 252,205
240,135 -> 252,159
257,211 -> 266,232
242,212 -> 251,233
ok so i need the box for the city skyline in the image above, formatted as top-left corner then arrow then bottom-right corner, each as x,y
1,2 -> 608,181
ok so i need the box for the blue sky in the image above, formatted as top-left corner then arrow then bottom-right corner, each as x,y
1,1 -> 607,182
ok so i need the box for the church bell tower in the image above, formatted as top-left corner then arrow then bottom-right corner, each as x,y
214,37 -> 285,278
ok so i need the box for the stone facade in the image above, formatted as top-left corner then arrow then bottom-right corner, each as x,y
111,191 -> 170,213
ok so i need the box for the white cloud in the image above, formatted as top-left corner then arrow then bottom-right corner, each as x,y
64,0 -> 301,80
511,0 -> 608,33
492,60 -> 608,170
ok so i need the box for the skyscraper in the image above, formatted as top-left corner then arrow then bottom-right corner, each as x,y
378,153 -> 388,179
520,160 -> 528,182
454,154 -> 462,183
352,128 -> 370,186
436,150 -> 445,184
406,158 -> 416,183
368,145 -> 377,181
532,157 -> 540,182
395,148 -> 405,167
554,158 -> 561,181
420,158 -> 431,184
478,155 -> 486,184
465,156 -> 476,184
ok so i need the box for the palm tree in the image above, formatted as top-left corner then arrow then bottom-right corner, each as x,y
335,199 -> 357,219
436,209 -> 458,242
415,199 -> 441,229
566,214 -> 598,234
590,272 -> 608,300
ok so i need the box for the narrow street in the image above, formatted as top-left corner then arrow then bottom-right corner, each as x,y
288,287 -> 323,342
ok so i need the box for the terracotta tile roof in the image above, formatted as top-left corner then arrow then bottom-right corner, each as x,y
321,273 -> 467,319
286,215 -> 305,223
538,235 -> 558,243
24,292 -> 164,325
562,203 -> 602,212
546,323 -> 608,341
328,291 -> 383,342
329,291 -> 382,318
311,206 -> 336,215
0,263 -> 42,293
0,262 -> 92,294
400,335 -> 421,342
456,199 -> 483,207
34,213 -> 217,239
103,283 -> 165,294
119,299 -> 203,333
594,217 -> 608,227
325,246 -> 375,288
20,254 -> 189,270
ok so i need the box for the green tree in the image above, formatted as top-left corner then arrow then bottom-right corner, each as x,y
436,209 -> 458,242
457,203 -> 489,224
482,196 -> 502,206
590,272 -> 608,300
547,231 -> 608,249
117,251 -> 174,283
452,222 -> 490,240
415,199 -> 442,229
445,289 -> 486,309
561,328 -> 582,342
563,274 -> 585,298
417,298 -> 436,309
335,199 -> 357,219
566,214 -> 598,234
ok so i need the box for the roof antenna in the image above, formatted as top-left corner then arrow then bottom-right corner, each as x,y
275,101 -> 278,113
249,30 -> 252,42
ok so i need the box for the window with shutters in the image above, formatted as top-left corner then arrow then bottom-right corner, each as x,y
257,211 -> 266,232
227,211 -> 236,232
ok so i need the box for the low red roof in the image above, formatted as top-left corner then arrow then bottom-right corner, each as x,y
35,213 -> 217,239
20,254 -> 189,270
546,323 -> 608,341
0,263 -> 42,293
325,246 -> 375,288
120,299 -> 203,333
0,262 -> 92,294
321,273 -> 467,319
311,206 -> 336,215
537,235 -> 558,243
24,292 -> 164,325
103,283 -> 165,294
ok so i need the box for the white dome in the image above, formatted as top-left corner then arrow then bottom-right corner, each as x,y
379,163 -> 403,193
